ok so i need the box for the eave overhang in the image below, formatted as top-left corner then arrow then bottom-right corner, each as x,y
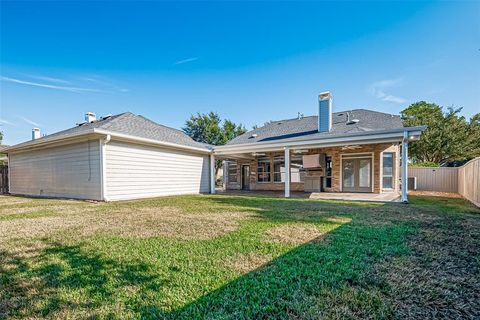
214,126 -> 425,155
5,129 -> 213,154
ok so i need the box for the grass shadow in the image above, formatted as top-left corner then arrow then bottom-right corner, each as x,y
0,242 -> 167,318
158,216 -> 412,319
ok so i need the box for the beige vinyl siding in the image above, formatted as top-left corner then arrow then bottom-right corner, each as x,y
105,141 -> 210,200
8,140 -> 102,200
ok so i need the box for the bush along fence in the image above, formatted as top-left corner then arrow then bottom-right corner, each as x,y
408,157 -> 480,207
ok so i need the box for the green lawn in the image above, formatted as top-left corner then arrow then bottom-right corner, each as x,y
0,194 -> 479,319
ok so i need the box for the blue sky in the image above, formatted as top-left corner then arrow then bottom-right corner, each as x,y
1,1 -> 479,145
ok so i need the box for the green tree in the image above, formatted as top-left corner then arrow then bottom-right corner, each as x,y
401,101 -> 480,165
183,112 -> 246,146
183,112 -> 247,177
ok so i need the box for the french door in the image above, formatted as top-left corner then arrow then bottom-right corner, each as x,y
342,155 -> 373,192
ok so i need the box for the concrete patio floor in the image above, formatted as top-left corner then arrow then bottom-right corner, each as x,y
216,190 -> 402,203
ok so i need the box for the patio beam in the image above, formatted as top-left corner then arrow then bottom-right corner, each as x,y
284,147 -> 290,198
401,131 -> 408,203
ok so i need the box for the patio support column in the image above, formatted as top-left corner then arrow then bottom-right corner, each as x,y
284,147 -> 290,198
401,131 -> 408,203
210,153 -> 216,194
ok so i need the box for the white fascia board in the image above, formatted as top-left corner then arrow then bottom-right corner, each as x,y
214,126 -> 426,155
4,130 -> 99,153
215,137 -> 403,155
93,129 -> 212,154
6,129 -> 213,155
215,133 -> 404,155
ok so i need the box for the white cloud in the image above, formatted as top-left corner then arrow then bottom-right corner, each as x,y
369,78 -> 407,104
80,76 -> 129,93
18,116 -> 40,127
0,76 -> 109,93
28,75 -> 70,84
0,118 -> 15,126
174,57 -> 198,65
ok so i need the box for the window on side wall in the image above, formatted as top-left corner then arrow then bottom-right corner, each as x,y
325,156 -> 332,188
257,157 -> 271,183
227,161 -> 238,183
291,155 -> 305,182
382,152 -> 394,189
273,155 -> 285,182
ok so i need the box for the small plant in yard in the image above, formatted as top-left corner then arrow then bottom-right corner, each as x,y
0,194 -> 479,319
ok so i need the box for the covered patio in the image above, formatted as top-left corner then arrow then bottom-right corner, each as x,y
215,189 -> 402,203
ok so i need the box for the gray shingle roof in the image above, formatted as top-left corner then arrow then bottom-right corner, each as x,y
227,109 -> 403,145
8,112 -> 211,150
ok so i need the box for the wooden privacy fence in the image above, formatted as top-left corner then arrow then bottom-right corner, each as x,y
458,158 -> 480,207
408,167 -> 458,193
408,157 -> 480,207
0,165 -> 8,194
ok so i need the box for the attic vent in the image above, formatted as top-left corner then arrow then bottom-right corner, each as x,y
277,122 -> 282,125
250,133 -> 258,138
346,112 -> 359,125
76,121 -> 87,126
100,114 -> 112,120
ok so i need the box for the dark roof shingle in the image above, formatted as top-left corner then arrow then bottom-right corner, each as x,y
8,112 -> 211,150
227,109 -> 403,145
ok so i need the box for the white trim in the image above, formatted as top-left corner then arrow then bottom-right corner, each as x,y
94,129 -> 212,154
99,135 -> 111,201
7,154 -> 11,194
215,135 -> 412,156
210,154 -> 216,194
340,152 -> 374,193
214,126 -> 425,154
5,129 -> 212,154
284,147 -> 290,197
401,131 -> 409,202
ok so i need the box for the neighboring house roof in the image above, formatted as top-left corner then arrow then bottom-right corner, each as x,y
6,112 -> 211,152
228,109 -> 403,145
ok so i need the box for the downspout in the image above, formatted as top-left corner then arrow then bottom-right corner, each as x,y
100,134 -> 111,201
7,154 -> 11,194
401,131 -> 408,203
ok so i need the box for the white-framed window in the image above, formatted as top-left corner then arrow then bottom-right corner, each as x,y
257,157 -> 271,183
382,152 -> 394,189
291,155 -> 304,182
227,161 -> 238,183
273,156 -> 285,182
272,155 -> 305,183
324,156 -> 332,188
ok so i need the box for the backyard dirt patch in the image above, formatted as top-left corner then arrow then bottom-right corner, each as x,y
226,252 -> 273,273
0,206 -> 249,241
81,207 -> 247,240
264,224 -> 324,244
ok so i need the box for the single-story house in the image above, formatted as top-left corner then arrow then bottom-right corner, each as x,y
4,92 -> 425,202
